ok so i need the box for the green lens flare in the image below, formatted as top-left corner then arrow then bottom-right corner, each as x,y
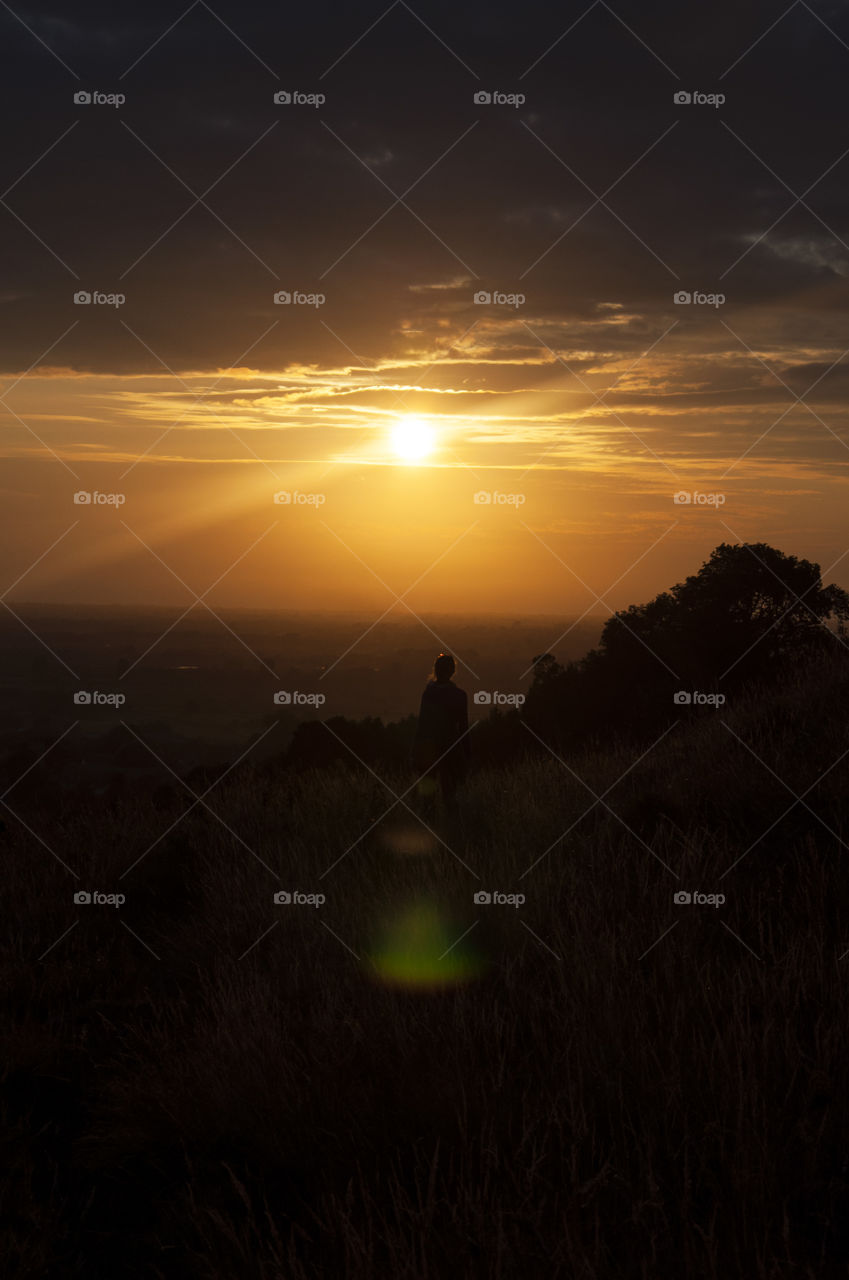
368,901 -> 485,988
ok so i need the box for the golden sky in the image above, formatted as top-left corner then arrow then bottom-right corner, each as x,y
2,2 -> 849,616
3,288 -> 849,615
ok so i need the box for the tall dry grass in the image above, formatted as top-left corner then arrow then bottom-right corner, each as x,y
3,652 -> 849,1277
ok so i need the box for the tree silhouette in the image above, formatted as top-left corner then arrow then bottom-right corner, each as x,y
598,542 -> 849,687
525,543 -> 849,748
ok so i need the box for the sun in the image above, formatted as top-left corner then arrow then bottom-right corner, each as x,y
390,416 -> 435,463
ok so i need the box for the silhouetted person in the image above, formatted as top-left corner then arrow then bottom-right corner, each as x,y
412,653 -> 470,816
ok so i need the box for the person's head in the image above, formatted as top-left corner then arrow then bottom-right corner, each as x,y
432,652 -> 455,683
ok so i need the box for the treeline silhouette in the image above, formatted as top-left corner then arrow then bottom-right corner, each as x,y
264,542 -> 849,781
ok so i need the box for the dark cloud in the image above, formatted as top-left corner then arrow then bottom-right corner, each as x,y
0,0 -> 846,379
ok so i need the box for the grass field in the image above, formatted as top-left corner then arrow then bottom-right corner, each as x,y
4,651 -> 849,1277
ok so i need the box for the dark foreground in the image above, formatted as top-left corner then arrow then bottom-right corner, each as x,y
4,657 -> 849,1278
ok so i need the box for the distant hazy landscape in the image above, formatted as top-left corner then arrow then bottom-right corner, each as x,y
0,606 -> 602,788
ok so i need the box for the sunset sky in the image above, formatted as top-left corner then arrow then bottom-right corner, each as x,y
2,0 -> 848,616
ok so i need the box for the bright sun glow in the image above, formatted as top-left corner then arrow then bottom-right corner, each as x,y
391,416 -> 435,463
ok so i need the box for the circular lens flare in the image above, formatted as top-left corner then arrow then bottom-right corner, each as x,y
367,901 -> 485,988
